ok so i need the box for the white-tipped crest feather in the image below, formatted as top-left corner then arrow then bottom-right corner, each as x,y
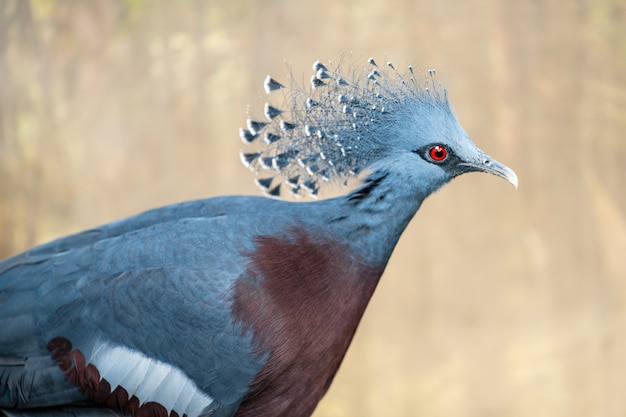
240,57 -> 450,199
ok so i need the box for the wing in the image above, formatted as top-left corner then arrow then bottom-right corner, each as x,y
1,406 -> 123,416
0,197 -> 272,417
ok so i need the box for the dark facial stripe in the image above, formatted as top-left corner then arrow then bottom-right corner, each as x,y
347,172 -> 389,204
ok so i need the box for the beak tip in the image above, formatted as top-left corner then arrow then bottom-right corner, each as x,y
508,171 -> 519,189
478,157 -> 518,189
459,152 -> 518,189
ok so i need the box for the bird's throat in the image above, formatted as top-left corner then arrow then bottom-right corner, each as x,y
331,171 -> 428,265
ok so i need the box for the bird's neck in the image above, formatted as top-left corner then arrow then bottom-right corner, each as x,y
230,172 -> 430,416
325,170 -> 429,266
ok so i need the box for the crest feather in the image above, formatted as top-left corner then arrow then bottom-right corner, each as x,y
240,57 -> 450,198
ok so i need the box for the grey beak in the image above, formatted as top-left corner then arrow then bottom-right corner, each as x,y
460,154 -> 518,189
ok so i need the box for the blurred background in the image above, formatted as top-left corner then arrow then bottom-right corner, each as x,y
1,0 -> 625,416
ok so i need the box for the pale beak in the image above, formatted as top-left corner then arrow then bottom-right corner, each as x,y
459,154 -> 518,189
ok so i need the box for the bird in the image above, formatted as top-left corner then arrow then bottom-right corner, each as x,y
0,57 -> 517,417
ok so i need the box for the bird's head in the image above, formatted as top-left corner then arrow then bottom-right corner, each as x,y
240,57 -> 517,199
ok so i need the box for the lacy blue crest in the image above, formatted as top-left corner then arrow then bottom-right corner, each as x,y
239,57 -> 450,199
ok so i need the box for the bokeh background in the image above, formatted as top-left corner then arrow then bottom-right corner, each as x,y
1,1 -> 625,416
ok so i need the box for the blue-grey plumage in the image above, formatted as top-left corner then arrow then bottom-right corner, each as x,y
0,57 -> 516,417
242,58 -> 516,200
1,198 -> 275,415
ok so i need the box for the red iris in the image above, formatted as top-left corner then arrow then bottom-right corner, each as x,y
429,145 -> 447,161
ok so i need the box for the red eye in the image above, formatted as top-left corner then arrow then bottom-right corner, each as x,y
429,145 -> 447,162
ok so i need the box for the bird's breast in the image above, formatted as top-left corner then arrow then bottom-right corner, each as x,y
231,227 -> 385,417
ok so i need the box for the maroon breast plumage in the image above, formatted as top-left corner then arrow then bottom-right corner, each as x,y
231,228 -> 385,417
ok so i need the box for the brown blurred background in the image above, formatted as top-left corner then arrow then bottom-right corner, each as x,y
1,1 -> 625,416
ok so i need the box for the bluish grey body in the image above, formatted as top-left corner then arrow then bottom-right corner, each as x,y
0,58 -> 517,417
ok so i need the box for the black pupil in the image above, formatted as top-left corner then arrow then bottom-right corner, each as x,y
433,148 -> 445,159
